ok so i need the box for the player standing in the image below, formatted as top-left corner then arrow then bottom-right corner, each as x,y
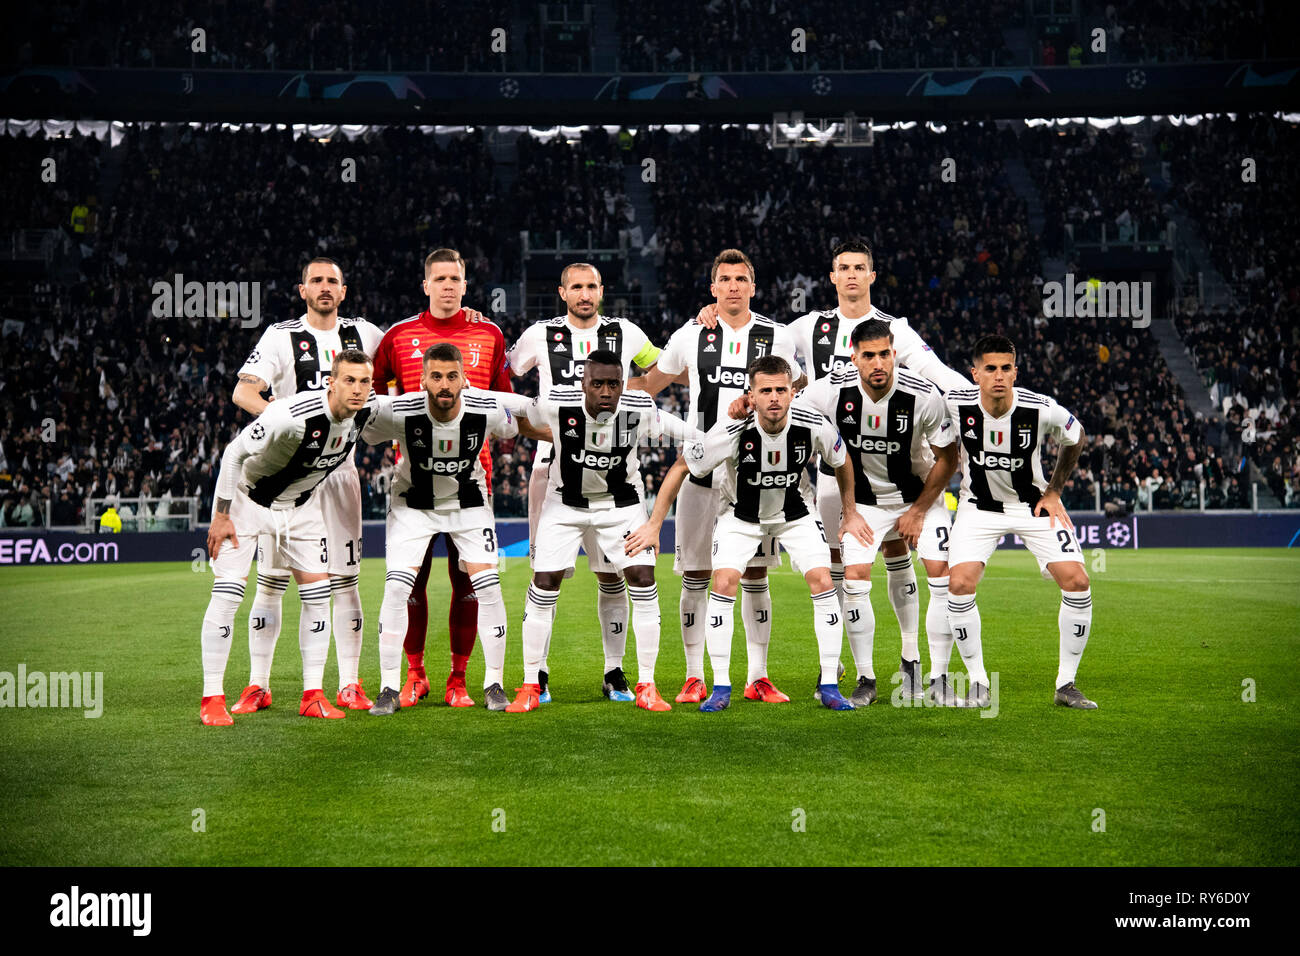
360,344 -> 549,714
504,263 -> 663,703
674,355 -> 872,712
794,319 -> 961,706
507,350 -> 702,714
230,258 -> 383,715
943,335 -> 1097,709
200,351 -> 376,725
639,249 -> 803,704
371,248 -> 512,709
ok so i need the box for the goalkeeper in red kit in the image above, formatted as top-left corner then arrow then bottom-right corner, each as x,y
372,248 -> 513,707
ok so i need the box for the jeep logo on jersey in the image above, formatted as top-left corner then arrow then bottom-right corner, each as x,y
989,431 -> 1004,446
767,450 -> 781,466
746,471 -> 799,487
418,458 -> 472,474
848,435 -> 902,454
304,370 -> 329,390
571,450 -> 624,469
705,367 -> 747,387
970,450 -> 1025,470
1018,427 -> 1033,448
310,450 -> 350,469
819,356 -> 849,374
560,359 -> 586,380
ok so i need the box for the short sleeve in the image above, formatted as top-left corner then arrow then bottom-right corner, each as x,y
360,395 -> 398,445
921,390 -> 956,448
792,375 -> 833,419
506,324 -> 541,375
238,327 -> 284,390
817,421 -> 847,469
685,419 -> 740,480
656,325 -> 692,377
492,399 -> 520,440
1045,398 -> 1083,446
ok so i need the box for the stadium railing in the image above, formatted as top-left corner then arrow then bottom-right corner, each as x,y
82,497 -> 199,533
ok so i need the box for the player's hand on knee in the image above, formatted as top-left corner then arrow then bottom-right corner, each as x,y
841,511 -> 873,547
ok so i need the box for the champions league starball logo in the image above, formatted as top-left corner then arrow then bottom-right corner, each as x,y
1105,522 -> 1131,547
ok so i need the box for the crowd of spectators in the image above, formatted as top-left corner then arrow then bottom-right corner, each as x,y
1080,1 -> 1295,65
3,116 -> 1295,531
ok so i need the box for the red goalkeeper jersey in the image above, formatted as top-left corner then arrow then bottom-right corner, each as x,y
373,309 -> 512,485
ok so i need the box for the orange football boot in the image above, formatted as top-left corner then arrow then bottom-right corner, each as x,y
635,682 -> 672,712
200,695 -> 233,726
230,684 -> 271,714
674,676 -> 708,703
505,683 -> 541,713
444,674 -> 476,708
299,689 -> 345,719
744,677 -> 791,703
400,668 -> 430,708
336,682 -> 373,710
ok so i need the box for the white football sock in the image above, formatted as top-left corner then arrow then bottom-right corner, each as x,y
378,569 -> 416,691
598,578 -> 629,672
947,593 -> 988,686
680,576 -> 710,680
925,576 -> 954,681
885,554 -> 920,664
705,591 -> 736,688
842,578 -> 875,680
331,574 -> 363,690
248,572 -> 286,688
201,578 -> 245,697
522,584 -> 559,685
831,562 -> 846,617
627,582 -> 660,685
471,569 -> 508,689
298,580 -> 332,693
1057,588 -> 1093,688
741,579 -> 772,684
811,588 -> 844,685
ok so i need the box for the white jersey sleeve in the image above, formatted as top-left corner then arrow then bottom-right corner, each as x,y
621,319 -> 661,370
772,323 -> 806,380
890,317 -> 973,394
791,375 -> 834,419
655,324 -> 694,377
215,401 -> 294,500
1042,395 -> 1084,446
486,394 -> 520,441
813,417 -> 847,469
505,323 -> 544,376
919,388 -> 957,448
353,318 -> 385,357
238,326 -> 290,391
685,417 -> 743,481
360,394 -> 401,446
786,311 -> 817,375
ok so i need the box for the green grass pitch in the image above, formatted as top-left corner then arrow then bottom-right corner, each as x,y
0,548 -> 1296,866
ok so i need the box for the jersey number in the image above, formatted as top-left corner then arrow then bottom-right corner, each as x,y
482,527 -> 498,552
344,540 -> 359,567
936,526 -> 949,553
319,537 -> 328,563
1057,530 -> 1075,553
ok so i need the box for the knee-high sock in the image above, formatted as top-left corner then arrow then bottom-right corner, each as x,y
598,578 -> 629,672
331,574 -> 363,690
680,576 -> 710,680
447,542 -> 479,675
522,585 -> 559,685
298,580 -> 333,693
705,591 -> 736,688
811,588 -> 844,685
925,576 -> 953,680
842,579 -> 875,679
885,554 -> 920,664
379,570 -> 416,691
248,572 -> 287,688
471,569 -> 507,689
202,578 -> 246,697
627,582 -> 660,685
947,593 -> 988,686
830,562 -> 846,617
741,579 -> 772,684
403,545 -> 433,664
1057,588 -> 1093,688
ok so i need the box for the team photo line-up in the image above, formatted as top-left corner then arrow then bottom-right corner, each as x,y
197,240 -> 1096,725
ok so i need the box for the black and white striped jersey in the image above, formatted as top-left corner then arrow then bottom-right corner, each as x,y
656,311 -> 803,488
505,314 -> 660,465
528,387 -> 701,510
787,305 -> 972,393
361,386 -> 521,511
239,314 -> 383,397
796,366 -> 954,506
685,407 -> 845,524
216,390 -> 377,509
944,386 -> 1083,516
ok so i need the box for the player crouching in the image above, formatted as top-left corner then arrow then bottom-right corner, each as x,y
672,355 -> 873,711
360,344 -> 548,714
509,350 -> 702,713
200,351 -> 376,725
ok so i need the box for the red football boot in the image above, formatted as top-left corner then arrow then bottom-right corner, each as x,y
744,677 -> 791,703
674,676 -> 709,703
335,682 -> 373,710
299,689 -> 345,719
505,683 -> 541,713
400,668 -> 430,708
635,682 -> 672,712
200,695 -> 233,726
230,684 -> 271,715
444,673 -> 476,708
